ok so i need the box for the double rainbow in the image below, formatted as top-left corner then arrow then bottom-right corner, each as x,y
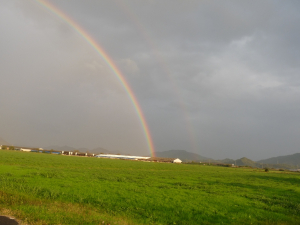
33,0 -> 155,157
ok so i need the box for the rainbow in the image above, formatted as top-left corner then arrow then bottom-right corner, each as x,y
33,0 -> 155,157
116,2 -> 199,152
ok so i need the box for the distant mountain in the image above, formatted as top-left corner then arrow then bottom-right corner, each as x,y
78,148 -> 90,152
219,157 -> 259,167
220,156 -> 298,169
220,158 -> 235,164
236,157 -> 257,167
155,150 -> 211,162
90,147 -> 111,154
257,153 -> 300,167
0,137 -> 10,146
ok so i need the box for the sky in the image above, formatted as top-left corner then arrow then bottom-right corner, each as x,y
1,0 -> 300,160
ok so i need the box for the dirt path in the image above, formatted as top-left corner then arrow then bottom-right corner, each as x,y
0,216 -> 19,225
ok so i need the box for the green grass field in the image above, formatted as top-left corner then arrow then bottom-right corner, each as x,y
0,150 -> 300,225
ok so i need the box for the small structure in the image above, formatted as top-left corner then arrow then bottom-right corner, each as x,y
51,152 -> 61,155
95,154 -> 150,160
62,151 -> 73,155
173,158 -> 182,163
20,148 -> 32,152
145,157 -> 175,163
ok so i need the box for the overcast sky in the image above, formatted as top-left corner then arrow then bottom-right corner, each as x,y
1,0 -> 300,160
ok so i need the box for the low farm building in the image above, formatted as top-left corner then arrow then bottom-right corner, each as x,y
76,152 -> 87,156
144,157 -> 182,163
20,148 -> 32,152
95,154 -> 150,160
51,152 -> 61,155
62,151 -> 73,155
144,157 -> 181,163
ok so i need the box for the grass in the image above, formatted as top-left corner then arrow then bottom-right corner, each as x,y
0,150 -> 300,224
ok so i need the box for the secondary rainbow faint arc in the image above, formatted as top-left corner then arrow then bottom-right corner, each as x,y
117,2 -> 198,153
34,0 -> 155,157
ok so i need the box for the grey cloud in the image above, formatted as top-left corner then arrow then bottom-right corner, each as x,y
1,0 -> 300,160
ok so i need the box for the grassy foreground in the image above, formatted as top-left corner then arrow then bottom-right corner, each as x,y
0,150 -> 300,224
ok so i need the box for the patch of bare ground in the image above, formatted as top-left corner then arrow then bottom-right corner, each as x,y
0,209 -> 25,225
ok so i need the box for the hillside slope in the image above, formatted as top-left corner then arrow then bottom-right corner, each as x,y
236,157 -> 258,167
257,153 -> 300,166
220,158 -> 235,164
90,147 -> 112,154
155,150 -> 211,162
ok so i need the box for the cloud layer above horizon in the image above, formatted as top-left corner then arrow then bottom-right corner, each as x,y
1,0 -> 300,160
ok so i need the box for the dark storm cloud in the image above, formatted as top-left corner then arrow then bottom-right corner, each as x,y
1,0 -> 300,160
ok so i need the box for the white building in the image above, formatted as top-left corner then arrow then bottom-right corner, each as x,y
20,148 -> 32,152
173,158 -> 182,163
95,154 -> 150,160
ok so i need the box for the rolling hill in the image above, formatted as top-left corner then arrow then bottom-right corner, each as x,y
90,147 -> 112,154
236,157 -> 258,167
220,158 -> 235,164
257,153 -> 300,167
155,150 -> 211,162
